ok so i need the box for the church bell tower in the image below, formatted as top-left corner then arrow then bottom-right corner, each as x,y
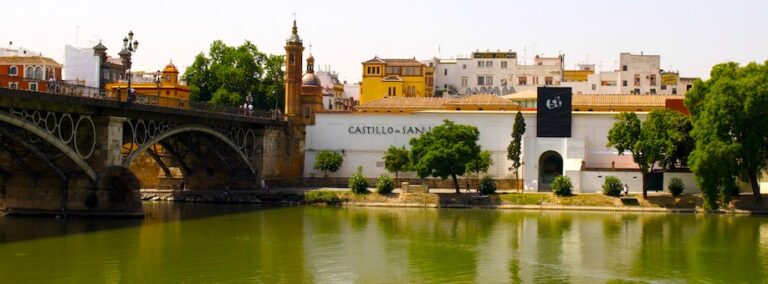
284,20 -> 305,119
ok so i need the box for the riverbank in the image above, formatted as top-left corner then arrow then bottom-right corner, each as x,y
139,188 -> 768,215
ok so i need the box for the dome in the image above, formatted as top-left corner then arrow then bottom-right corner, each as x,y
302,73 -> 321,86
163,62 -> 178,73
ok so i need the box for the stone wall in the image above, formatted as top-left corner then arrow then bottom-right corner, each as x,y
303,177 -> 523,190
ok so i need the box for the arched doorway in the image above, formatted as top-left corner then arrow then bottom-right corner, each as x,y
538,151 -> 563,192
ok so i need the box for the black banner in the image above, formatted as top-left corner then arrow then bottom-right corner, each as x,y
537,87 -> 572,137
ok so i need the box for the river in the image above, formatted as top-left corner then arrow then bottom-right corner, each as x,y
1,203 -> 767,283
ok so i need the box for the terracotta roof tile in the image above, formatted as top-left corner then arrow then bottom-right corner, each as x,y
0,56 -> 61,66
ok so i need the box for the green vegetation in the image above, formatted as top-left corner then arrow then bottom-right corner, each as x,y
478,176 -> 497,195
602,176 -> 623,197
607,110 -> 691,198
466,150 -> 493,191
409,119 -> 482,193
182,40 -> 284,108
507,111 -> 526,190
376,174 -> 395,194
668,177 -> 685,197
304,191 -> 346,205
686,61 -> 768,208
499,193 -> 551,205
314,150 -> 344,179
348,166 -> 370,194
383,145 -> 410,184
551,175 -> 572,196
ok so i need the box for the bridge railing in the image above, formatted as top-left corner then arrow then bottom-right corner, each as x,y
0,75 -> 284,121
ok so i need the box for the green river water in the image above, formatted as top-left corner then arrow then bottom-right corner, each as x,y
1,203 -> 767,283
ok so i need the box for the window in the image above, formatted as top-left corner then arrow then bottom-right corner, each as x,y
403,67 -> 420,76
9,82 -> 17,89
501,61 -> 508,69
518,77 -> 527,85
461,77 -> 468,88
387,87 -> 398,96
486,61 -> 493,67
687,84 -> 692,91
29,82 -> 38,91
591,84 -> 596,91
672,88 -> 678,95
649,75 -> 657,86
634,74 -> 641,86
443,69 -> 447,76
8,66 -> 17,76
545,77 -> 553,85
26,67 -> 33,79
622,80 -> 628,87
650,88 -> 656,94
477,61 -> 484,68
477,76 -> 485,86
602,81 -> 617,86
500,79 -> 507,86
533,77 -> 539,85
405,86 -> 416,95
622,65 -> 628,71
486,76 -> 493,85
385,67 -> 401,74
289,54 -> 295,65
633,88 -> 640,94
462,64 -> 466,70
661,85 -> 667,90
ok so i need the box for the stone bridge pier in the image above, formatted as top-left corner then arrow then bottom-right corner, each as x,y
0,107 -> 290,217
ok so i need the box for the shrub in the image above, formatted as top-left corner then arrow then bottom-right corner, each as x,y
602,176 -> 623,197
314,150 -> 344,178
304,191 -> 342,204
668,177 -> 685,196
551,175 -> 572,196
348,166 -> 370,194
376,174 -> 395,194
478,176 -> 497,195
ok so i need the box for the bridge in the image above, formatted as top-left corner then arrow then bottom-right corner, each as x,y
0,86 -> 303,217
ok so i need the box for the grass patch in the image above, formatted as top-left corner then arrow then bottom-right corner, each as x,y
499,193 -> 552,205
304,191 -> 348,205
554,194 -> 619,207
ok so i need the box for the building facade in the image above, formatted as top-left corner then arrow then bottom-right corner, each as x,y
64,43 -> 127,92
426,51 -> 565,97
562,53 -> 695,95
360,57 -> 433,104
105,62 -> 190,107
0,54 -> 62,92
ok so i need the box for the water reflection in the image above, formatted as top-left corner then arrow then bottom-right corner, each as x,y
2,205 -> 768,283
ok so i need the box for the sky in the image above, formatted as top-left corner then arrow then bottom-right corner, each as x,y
3,0 -> 767,83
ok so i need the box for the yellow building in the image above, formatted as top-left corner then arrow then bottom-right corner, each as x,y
563,69 -> 594,82
106,62 -> 190,107
360,57 -> 432,104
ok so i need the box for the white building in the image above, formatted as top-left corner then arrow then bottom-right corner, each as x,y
424,51 -> 564,97
303,107 -> 701,194
63,45 -> 100,87
563,53 -> 696,95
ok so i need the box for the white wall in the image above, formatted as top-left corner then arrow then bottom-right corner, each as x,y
63,45 -> 99,87
305,111 -> 640,191
662,172 -> 700,194
579,171 -> 643,193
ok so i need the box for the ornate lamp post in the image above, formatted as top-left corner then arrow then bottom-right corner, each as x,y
118,31 -> 139,103
243,93 -> 254,116
154,70 -> 161,106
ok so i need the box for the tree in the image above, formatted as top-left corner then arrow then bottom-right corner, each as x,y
466,150 -> 493,191
409,120 -> 481,193
606,112 -> 659,198
182,40 -> 284,109
507,111 -> 526,190
314,150 -> 343,179
607,110 -> 695,199
686,61 -> 768,206
383,145 -> 410,185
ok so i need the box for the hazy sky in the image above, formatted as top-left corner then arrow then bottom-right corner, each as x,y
3,0 -> 766,82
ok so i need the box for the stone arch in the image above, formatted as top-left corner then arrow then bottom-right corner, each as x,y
122,125 -> 256,175
538,150 -> 563,192
0,111 -> 98,183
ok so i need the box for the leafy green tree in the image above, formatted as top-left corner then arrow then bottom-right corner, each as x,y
384,145 -> 410,184
182,40 -> 284,109
409,119 -> 481,193
507,111 -> 526,190
606,112 -> 660,198
314,150 -> 343,179
466,150 -> 493,191
686,61 -> 768,206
